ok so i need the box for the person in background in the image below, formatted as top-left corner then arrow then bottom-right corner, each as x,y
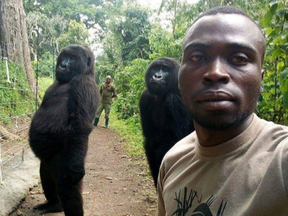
157,6 -> 288,216
93,75 -> 117,128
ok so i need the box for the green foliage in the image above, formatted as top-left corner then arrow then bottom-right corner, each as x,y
99,32 -> 123,66
106,5 -> 152,63
58,20 -> 90,49
256,0 -> 288,124
153,0 -> 202,62
24,0 -> 102,28
113,58 -> 149,120
32,52 -> 55,78
149,24 -> 182,61
0,61 -> 35,124
119,7 -> 151,61
280,68 -> 288,107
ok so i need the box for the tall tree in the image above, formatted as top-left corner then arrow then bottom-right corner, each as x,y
107,5 -> 151,63
0,0 -> 37,95
24,0 -> 102,28
25,12 -> 68,61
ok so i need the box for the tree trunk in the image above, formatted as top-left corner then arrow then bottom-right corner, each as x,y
0,0 -> 39,100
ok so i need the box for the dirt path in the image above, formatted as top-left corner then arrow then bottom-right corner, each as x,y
10,126 -> 157,216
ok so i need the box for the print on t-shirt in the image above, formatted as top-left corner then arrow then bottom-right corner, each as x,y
172,187 -> 227,216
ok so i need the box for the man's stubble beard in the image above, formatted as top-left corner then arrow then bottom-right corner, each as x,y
189,99 -> 258,131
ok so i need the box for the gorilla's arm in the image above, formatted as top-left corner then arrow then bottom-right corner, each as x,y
68,74 -> 99,133
139,89 -> 158,141
163,92 -> 194,140
139,89 -> 162,185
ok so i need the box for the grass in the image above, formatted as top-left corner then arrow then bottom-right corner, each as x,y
109,110 -> 145,157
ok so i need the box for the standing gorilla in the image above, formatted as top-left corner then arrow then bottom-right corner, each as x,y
139,57 -> 194,187
29,45 -> 99,216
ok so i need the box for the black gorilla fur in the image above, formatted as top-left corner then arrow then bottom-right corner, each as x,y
139,57 -> 194,187
29,45 -> 99,216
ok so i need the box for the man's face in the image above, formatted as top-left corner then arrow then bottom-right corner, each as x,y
106,77 -> 111,84
179,14 -> 265,130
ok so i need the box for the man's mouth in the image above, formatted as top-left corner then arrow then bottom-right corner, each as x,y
195,91 -> 234,110
197,91 -> 234,102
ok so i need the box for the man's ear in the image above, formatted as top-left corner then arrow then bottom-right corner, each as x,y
261,69 -> 265,80
260,69 -> 265,93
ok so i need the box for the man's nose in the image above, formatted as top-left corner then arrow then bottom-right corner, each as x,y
202,58 -> 230,84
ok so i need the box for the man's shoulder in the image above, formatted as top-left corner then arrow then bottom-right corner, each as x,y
256,116 -> 288,158
162,132 -> 197,164
258,116 -> 288,137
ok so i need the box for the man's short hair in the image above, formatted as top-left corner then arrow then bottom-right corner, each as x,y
106,75 -> 111,79
187,5 -> 265,63
192,6 -> 262,32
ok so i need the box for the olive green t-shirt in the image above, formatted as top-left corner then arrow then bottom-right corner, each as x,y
100,83 -> 116,104
157,114 -> 288,216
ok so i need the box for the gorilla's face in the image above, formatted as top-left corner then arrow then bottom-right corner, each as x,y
56,45 -> 94,83
145,58 -> 180,95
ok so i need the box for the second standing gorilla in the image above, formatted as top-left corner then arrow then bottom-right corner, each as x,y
139,57 -> 194,187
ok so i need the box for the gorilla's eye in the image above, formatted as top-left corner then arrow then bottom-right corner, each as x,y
162,66 -> 169,71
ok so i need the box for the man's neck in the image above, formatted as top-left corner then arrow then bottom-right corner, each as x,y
194,114 -> 254,147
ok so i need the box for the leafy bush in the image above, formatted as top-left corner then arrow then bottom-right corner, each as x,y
256,0 -> 288,125
113,58 -> 149,121
149,24 -> 182,61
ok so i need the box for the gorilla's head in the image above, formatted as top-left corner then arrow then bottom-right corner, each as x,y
56,45 -> 95,84
145,57 -> 180,96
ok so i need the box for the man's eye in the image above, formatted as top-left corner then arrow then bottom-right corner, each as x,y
190,55 -> 206,62
230,56 -> 249,65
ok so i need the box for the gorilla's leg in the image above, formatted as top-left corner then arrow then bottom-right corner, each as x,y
58,178 -> 84,216
57,138 -> 87,216
34,161 -> 63,213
